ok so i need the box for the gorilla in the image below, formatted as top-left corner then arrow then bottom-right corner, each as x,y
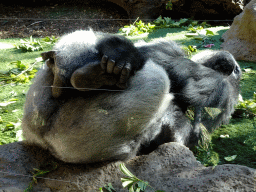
21,30 -> 241,163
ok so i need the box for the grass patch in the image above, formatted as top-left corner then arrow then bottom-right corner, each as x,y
0,37 -> 53,144
211,118 -> 256,168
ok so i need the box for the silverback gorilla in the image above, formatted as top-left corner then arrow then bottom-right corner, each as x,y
22,30 -> 241,163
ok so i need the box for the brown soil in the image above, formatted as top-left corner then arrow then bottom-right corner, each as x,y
0,1 -> 130,39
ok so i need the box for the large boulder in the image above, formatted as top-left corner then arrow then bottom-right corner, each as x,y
0,142 -> 255,191
221,0 -> 256,62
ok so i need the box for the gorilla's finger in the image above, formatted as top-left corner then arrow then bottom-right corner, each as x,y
113,62 -> 125,75
100,55 -> 108,72
119,62 -> 131,84
106,59 -> 115,73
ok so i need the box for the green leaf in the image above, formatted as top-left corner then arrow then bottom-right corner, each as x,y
154,16 -> 164,24
206,30 -> 214,36
224,155 -> 237,161
172,22 -> 180,27
128,184 -> 135,192
121,178 -> 135,188
191,21 -> 198,26
137,181 -> 148,191
164,17 -> 173,25
179,18 -> 188,24
6,123 -> 15,128
120,163 -> 137,178
188,45 -> 197,52
102,183 -> 116,192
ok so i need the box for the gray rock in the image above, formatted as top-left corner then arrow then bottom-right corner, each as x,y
221,0 -> 256,62
0,142 -> 255,191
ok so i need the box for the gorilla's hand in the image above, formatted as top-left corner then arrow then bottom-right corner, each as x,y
100,54 -> 131,89
95,35 -> 145,89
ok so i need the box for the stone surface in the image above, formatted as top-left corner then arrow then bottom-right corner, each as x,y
0,142 -> 255,192
170,0 -> 245,19
221,0 -> 256,62
107,0 -> 168,19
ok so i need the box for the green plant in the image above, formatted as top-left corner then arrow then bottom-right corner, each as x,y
185,28 -> 216,49
119,163 -> 164,192
118,16 -> 211,36
224,155 -> 237,162
24,162 -> 58,192
0,98 -> 20,133
194,141 -> 220,167
100,164 -> 165,192
0,60 -> 38,85
99,183 -> 116,192
182,45 -> 197,56
186,107 -> 220,167
42,36 -> 59,44
197,36 -> 216,48
236,92 -> 256,118
153,16 -> 189,28
118,18 -> 156,36
166,0 -> 173,10
14,36 -> 43,52
183,21 -> 211,33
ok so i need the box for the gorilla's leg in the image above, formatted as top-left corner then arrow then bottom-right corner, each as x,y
137,40 -> 241,147
42,60 -> 173,163
190,50 -> 241,130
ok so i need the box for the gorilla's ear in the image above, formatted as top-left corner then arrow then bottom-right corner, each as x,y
41,51 -> 65,98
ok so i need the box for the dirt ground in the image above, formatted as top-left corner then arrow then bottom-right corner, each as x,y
0,1 -> 130,39
0,1 -> 233,39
